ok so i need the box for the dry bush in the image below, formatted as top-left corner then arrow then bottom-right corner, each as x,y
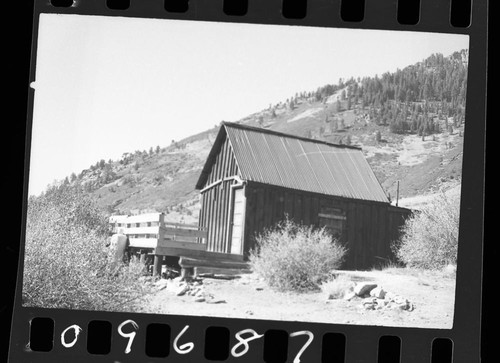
23,186 -> 150,311
320,274 -> 354,299
249,218 -> 347,292
394,192 -> 460,269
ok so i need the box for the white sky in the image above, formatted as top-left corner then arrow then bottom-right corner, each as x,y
28,14 -> 469,196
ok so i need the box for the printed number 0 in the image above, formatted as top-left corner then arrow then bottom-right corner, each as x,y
290,331 -> 314,363
173,325 -> 194,354
231,329 -> 264,357
117,320 -> 139,354
60,324 -> 82,348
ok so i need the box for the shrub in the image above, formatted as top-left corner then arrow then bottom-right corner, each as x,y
249,218 -> 347,292
23,185 -> 150,311
394,192 -> 460,269
320,274 -> 354,299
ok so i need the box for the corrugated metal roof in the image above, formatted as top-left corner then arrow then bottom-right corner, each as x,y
197,122 -> 389,203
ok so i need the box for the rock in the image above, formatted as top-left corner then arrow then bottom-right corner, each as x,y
154,279 -> 169,290
370,287 -> 386,299
175,285 -> 189,296
385,291 -> 396,301
398,302 -> 409,310
206,299 -> 226,304
393,296 -> 406,305
354,283 -> 377,297
256,287 -> 264,291
363,302 -> 375,310
154,278 -> 169,286
194,297 -> 205,302
344,291 -> 357,301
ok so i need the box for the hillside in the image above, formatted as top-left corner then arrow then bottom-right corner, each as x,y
53,50 -> 467,221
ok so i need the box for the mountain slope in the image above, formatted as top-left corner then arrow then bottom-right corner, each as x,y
54,50 -> 467,220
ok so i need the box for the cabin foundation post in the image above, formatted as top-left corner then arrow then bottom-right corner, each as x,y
139,250 -> 147,264
153,255 -> 163,278
181,267 -> 194,281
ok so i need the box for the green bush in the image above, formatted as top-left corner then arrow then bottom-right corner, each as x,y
394,192 -> 460,269
249,219 -> 347,292
23,185 -> 150,311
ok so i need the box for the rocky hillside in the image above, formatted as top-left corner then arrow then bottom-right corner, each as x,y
55,50 -> 467,221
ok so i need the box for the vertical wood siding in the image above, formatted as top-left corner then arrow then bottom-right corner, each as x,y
243,183 -> 411,269
198,135 -> 240,253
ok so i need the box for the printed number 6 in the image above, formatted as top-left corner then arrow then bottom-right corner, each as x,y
173,325 -> 194,354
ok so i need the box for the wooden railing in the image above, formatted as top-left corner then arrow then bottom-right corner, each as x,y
109,213 -> 208,250
109,213 -> 246,277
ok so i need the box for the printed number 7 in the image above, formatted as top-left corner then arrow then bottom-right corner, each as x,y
290,331 -> 314,363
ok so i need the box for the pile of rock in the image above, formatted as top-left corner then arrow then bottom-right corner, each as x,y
343,282 -> 415,311
153,277 -> 226,304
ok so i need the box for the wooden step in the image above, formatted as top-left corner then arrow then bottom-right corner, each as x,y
179,257 -> 249,270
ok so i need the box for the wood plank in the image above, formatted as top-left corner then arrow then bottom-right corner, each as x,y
154,246 -> 244,261
124,226 -> 161,235
214,184 -> 222,253
119,213 -> 163,224
303,194 -> 311,226
207,188 -> 215,251
179,257 -> 249,270
157,239 -> 207,251
218,143 -> 228,253
243,187 -> 254,257
109,215 -> 130,223
347,201 -> 356,268
129,238 -> 158,249
221,181 -> 231,253
162,227 -> 208,239
363,204 -> 371,268
294,193 -> 302,223
163,222 -> 203,229
153,255 -> 163,277
195,267 -> 252,276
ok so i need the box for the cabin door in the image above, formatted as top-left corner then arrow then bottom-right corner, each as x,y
229,187 -> 245,255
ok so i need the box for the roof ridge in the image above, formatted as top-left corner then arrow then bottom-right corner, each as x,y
221,121 -> 362,150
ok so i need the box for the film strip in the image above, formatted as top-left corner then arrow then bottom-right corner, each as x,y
7,0 -> 488,362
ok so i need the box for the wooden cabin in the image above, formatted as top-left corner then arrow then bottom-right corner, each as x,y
196,122 -> 411,270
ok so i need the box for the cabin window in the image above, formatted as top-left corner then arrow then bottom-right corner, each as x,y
318,206 -> 346,240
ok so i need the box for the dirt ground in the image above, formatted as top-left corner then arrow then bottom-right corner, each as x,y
137,268 -> 456,329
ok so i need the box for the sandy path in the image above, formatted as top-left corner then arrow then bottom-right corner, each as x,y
139,269 -> 456,329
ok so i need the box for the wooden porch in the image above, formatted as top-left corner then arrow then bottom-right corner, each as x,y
109,213 -> 248,277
